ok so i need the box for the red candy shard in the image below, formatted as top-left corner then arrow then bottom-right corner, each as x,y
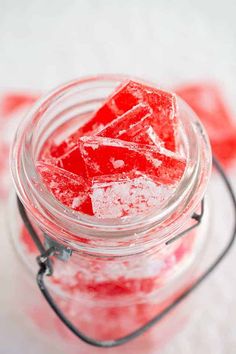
43,80 -> 178,167
37,80 -> 185,217
51,80 -> 178,157
78,81 -> 138,134
118,120 -> 161,146
80,136 -> 186,185
39,134 -> 88,179
176,83 -> 236,166
91,173 -> 175,218
98,103 -> 170,148
37,162 -> 93,215
127,125 -> 166,147
98,103 -> 153,140
54,145 -> 88,179
84,81 -> 178,151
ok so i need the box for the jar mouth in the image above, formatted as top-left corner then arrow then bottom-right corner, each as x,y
11,75 -> 212,249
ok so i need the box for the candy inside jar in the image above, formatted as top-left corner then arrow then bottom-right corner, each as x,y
37,80 -> 186,218
10,75 -> 212,353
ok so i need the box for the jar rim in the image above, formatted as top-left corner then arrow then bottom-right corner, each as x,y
11,74 -> 212,253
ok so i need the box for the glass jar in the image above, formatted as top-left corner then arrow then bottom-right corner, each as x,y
9,75 -> 212,354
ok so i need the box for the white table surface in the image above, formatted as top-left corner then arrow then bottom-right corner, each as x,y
0,1 -> 236,353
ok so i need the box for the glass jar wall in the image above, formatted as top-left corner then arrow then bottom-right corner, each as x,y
9,75 -> 212,353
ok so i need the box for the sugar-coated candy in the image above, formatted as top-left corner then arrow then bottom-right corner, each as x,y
82,80 -> 178,151
37,162 -> 93,215
80,136 -> 186,185
91,173 -> 175,218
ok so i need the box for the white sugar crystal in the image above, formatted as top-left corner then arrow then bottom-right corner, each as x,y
146,126 -> 165,148
109,97 -> 120,113
81,138 -> 99,151
89,143 -> 99,150
90,161 -> 101,173
91,175 -> 174,219
145,152 -> 162,168
72,196 -> 84,209
150,157 -> 162,168
50,180 -> 59,189
110,157 -> 125,169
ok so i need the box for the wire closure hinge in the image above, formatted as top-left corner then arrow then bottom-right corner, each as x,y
36,247 -> 55,276
44,234 -> 72,262
166,199 -> 204,245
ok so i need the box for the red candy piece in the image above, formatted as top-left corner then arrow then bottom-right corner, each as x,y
37,162 -> 93,215
50,80 -> 178,158
123,125 -> 167,147
79,81 -> 138,134
98,103 -> 153,142
39,131 -> 88,179
55,145 -> 88,178
91,173 -> 175,218
176,83 -> 236,167
80,136 -> 186,185
98,103 -> 169,148
37,81 -> 184,217
84,80 -> 178,151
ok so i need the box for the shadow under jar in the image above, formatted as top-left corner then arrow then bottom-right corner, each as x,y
10,75 -> 212,354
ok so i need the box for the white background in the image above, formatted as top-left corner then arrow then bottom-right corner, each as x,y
0,1 -> 236,353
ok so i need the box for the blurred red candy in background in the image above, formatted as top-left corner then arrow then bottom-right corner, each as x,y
176,83 -> 236,167
0,92 -> 39,198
